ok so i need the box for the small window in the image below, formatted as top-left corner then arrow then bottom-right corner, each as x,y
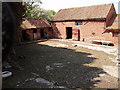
75,21 -> 83,25
114,20 -> 120,23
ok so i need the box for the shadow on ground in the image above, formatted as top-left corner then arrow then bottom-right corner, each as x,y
3,43 -> 106,88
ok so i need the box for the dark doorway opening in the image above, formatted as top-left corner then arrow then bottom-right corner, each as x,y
33,29 -> 37,33
66,27 -> 72,39
22,30 -> 27,41
40,29 -> 44,38
33,29 -> 37,40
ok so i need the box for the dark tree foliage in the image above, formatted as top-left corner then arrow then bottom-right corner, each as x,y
23,1 -> 56,22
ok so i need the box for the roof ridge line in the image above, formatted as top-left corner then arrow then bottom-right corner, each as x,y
59,3 -> 113,11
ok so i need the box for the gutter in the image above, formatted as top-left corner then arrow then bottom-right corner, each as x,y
51,18 -> 106,22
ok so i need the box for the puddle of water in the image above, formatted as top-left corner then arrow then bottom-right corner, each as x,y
35,78 -> 68,89
53,63 -> 62,65
31,72 -> 39,77
46,65 -> 53,71
53,63 -> 64,68
67,62 -> 70,64
46,63 -> 64,72
35,78 -> 54,86
16,72 -> 39,87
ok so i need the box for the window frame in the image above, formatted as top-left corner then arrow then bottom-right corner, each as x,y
75,21 -> 83,26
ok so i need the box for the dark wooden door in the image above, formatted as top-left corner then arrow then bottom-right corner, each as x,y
40,29 -> 44,38
66,27 -> 72,39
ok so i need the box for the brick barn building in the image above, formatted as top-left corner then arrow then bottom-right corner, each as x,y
21,19 -> 53,41
105,14 -> 120,44
51,3 -> 120,45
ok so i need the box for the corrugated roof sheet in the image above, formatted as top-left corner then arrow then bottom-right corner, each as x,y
52,3 -> 113,21
21,19 -> 51,29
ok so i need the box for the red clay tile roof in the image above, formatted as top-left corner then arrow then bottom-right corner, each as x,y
52,3 -> 114,21
21,19 -> 51,29
106,14 -> 120,30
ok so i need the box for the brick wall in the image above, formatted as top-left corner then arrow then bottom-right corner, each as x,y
24,28 -> 53,41
26,29 -> 34,40
51,20 -> 118,45
44,28 -> 53,38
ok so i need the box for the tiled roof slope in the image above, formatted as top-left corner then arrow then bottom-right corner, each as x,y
52,3 -> 114,21
21,19 -> 51,29
106,14 -> 120,30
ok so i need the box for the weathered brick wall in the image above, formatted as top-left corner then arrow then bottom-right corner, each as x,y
26,29 -> 34,40
102,32 -> 118,44
51,21 -> 118,45
44,28 -> 53,38
80,21 -> 106,42
51,21 -> 75,38
24,28 -> 53,40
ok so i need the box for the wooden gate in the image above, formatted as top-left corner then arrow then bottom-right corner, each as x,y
72,29 -> 80,41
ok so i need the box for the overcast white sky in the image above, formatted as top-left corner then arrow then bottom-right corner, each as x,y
41,0 -> 120,13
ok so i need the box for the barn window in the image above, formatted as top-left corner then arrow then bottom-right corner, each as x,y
75,21 -> 83,25
114,20 -> 120,23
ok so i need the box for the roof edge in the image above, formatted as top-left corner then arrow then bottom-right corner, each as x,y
51,18 -> 106,22
58,3 -> 113,12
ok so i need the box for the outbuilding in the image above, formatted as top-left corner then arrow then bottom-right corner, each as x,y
21,19 -> 53,41
51,3 -> 119,45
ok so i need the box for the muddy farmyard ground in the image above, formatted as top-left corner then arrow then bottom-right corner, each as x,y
3,39 -> 118,89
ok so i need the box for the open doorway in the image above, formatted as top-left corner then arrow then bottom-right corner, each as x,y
22,30 -> 27,41
33,29 -> 37,40
22,30 -> 30,41
40,29 -> 44,38
66,27 -> 72,39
